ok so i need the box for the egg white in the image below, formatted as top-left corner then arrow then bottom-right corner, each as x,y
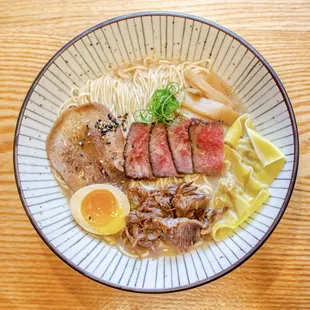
70,184 -> 130,235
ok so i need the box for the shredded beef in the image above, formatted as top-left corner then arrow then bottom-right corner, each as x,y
153,217 -> 202,253
123,182 -> 226,255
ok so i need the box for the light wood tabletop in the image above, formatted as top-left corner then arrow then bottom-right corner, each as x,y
1,1 -> 310,309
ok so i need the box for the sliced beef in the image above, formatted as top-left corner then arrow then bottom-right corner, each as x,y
46,103 -> 125,192
189,120 -> 224,175
124,123 -> 153,179
154,217 -> 202,253
167,116 -> 193,174
149,123 -> 178,177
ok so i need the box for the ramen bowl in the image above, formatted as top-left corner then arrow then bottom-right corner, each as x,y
14,12 -> 298,293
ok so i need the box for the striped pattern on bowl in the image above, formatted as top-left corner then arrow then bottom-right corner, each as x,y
14,12 -> 298,293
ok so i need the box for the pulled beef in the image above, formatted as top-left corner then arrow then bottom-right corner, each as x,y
124,210 -> 163,252
153,217 -> 202,253
201,207 -> 227,235
123,182 -> 226,255
127,186 -> 175,217
171,182 -> 210,219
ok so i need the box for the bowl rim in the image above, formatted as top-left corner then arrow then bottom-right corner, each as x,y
13,11 -> 299,293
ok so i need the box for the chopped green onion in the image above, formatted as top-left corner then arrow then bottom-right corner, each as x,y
134,82 -> 185,125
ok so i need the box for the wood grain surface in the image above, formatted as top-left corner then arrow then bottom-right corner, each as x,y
1,1 -> 310,309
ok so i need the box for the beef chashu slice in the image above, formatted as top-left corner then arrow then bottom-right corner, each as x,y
149,123 -> 178,177
46,103 -> 125,192
124,123 -> 153,180
167,116 -> 193,174
189,120 -> 224,175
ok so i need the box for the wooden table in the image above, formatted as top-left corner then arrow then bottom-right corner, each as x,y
1,1 -> 310,309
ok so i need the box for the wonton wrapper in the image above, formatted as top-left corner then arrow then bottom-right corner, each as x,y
211,114 -> 286,241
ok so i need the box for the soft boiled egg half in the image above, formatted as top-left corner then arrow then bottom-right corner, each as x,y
70,184 -> 130,235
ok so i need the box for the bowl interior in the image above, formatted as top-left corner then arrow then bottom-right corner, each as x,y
14,12 -> 298,293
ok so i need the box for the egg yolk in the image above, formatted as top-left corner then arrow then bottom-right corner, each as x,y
81,190 -> 118,226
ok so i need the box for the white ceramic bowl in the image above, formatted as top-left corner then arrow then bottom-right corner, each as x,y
14,12 -> 298,293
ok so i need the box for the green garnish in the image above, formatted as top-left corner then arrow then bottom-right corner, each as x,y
134,82 -> 185,125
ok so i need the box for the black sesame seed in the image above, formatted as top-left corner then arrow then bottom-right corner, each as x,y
106,141 -> 111,145
132,144 -> 134,148
108,114 -> 112,120
123,127 -> 127,131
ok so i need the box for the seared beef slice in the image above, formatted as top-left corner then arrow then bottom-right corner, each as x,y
189,120 -> 224,175
124,123 -> 153,179
167,116 -> 193,174
149,124 -> 178,177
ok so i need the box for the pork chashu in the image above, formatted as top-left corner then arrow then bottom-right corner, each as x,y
46,103 -> 125,192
